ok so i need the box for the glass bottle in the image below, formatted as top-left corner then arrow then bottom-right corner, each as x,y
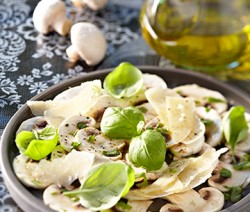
140,0 -> 250,71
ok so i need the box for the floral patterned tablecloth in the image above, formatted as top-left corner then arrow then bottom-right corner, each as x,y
0,0 -> 142,210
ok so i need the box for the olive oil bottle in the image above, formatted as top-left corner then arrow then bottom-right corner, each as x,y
140,0 -> 250,71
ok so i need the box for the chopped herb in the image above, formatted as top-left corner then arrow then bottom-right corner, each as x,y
102,149 -> 121,157
51,191 -> 60,196
71,141 -> 81,149
137,106 -> 147,113
205,107 -> 211,112
135,172 -> 148,188
70,196 -> 80,202
234,161 -> 250,170
169,167 -> 177,174
87,135 -> 95,143
176,90 -> 182,95
223,186 -> 243,203
206,97 -> 226,103
220,168 -> 232,178
116,200 -> 132,211
201,118 -> 213,126
69,130 -> 78,137
77,122 -> 87,129
194,100 -> 202,105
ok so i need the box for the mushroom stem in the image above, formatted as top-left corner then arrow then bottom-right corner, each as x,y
66,45 -> 80,62
53,13 -> 72,36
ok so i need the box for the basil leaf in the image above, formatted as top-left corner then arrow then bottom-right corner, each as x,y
101,107 -> 145,139
64,162 -> 135,211
206,97 -> 226,103
222,106 -> 248,156
104,62 -> 143,98
128,130 -> 166,171
24,133 -> 59,161
16,131 -> 36,153
234,161 -> 250,170
37,126 -> 57,140
220,168 -> 232,178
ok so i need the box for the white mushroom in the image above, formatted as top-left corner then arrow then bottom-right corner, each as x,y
13,150 -> 95,188
33,0 -> 72,36
44,184 -> 90,212
126,200 -> 153,212
196,106 -> 223,147
75,127 -> 126,160
208,161 -> 250,192
16,116 -> 48,134
174,84 -> 227,114
66,22 -> 107,66
162,187 -> 224,212
58,115 -> 96,151
71,0 -> 108,10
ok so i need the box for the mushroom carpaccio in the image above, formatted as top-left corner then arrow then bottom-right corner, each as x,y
12,65 -> 250,212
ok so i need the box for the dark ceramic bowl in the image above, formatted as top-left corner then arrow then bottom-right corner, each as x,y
1,67 -> 250,212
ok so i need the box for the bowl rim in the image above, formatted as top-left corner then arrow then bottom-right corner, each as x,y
1,66 -> 250,212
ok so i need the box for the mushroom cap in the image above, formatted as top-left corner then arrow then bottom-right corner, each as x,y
70,22 -> 107,65
84,0 -> 109,10
33,0 -> 66,34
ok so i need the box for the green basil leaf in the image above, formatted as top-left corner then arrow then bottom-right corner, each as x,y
15,131 -> 36,153
101,107 -> 145,139
220,168 -> 232,178
115,200 -> 132,211
37,126 -> 57,140
128,130 -> 166,171
206,97 -> 226,103
104,62 -> 143,98
222,106 -> 248,156
234,161 -> 250,170
230,186 -> 243,203
24,133 -> 59,161
64,162 -> 135,211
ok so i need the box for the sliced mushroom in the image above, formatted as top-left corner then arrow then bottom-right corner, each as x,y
13,150 -> 95,188
66,22 -> 107,65
195,107 -> 223,147
169,121 -> 205,157
126,147 -> 227,200
162,187 -> 224,212
33,0 -> 72,36
43,184 -> 90,212
160,203 -> 184,212
208,161 -> 250,191
174,84 -> 227,114
75,127 -> 126,160
136,102 -> 158,124
16,116 -> 48,134
58,115 -> 96,151
127,200 -> 153,212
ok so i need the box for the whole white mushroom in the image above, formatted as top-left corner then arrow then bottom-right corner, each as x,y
71,0 -> 108,10
33,0 -> 72,36
66,22 -> 107,66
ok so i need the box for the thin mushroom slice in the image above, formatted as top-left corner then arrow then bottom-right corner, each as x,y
58,115 -> 96,152
43,184 -> 90,212
163,187 -> 224,212
13,150 -> 95,189
174,84 -> 227,114
208,161 -> 250,192
196,106 -> 223,147
126,200 -> 153,212
16,116 -> 48,134
75,127 -> 126,160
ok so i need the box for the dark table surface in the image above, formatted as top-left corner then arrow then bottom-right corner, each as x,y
1,0 -> 250,211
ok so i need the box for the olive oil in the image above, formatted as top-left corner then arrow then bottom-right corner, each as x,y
140,0 -> 250,71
